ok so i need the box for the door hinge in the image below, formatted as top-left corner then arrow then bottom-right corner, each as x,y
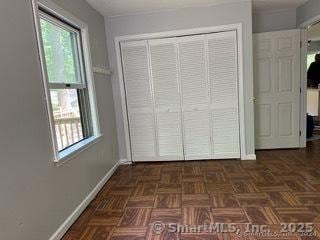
300,88 -> 302,93
300,41 -> 302,48
299,130 -> 302,136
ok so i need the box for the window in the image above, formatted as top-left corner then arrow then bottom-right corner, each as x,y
307,52 -> 318,69
34,4 -> 100,162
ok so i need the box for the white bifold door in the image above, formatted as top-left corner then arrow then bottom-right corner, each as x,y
121,41 -> 158,161
178,35 -> 212,160
253,30 -> 301,149
149,39 -> 184,161
121,30 -> 241,162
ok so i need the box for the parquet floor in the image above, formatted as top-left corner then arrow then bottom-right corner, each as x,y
63,141 -> 320,239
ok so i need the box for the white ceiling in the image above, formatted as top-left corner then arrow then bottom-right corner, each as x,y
253,0 -> 307,12
86,0 -> 308,17
309,22 -> 320,41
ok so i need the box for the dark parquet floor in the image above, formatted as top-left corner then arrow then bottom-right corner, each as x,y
63,141 -> 320,239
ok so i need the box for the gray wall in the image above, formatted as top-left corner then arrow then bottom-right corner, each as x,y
105,0 -> 255,160
308,41 -> 320,52
253,8 -> 297,33
0,0 -> 118,239
297,0 -> 320,26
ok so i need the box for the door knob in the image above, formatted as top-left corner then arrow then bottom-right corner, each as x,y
253,97 -> 257,102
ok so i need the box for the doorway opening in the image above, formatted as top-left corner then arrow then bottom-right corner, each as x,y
306,22 -> 320,142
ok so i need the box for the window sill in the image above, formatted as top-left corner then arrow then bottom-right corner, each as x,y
54,135 -> 103,167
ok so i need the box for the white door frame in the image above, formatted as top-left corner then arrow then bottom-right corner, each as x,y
299,16 -> 320,148
114,23 -> 247,162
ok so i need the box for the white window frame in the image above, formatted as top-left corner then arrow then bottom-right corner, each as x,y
32,0 -> 101,164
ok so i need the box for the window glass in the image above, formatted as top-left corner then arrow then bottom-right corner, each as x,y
40,18 -> 82,84
38,10 -> 93,155
50,89 -> 84,151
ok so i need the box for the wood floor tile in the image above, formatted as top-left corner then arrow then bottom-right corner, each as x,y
272,172 -> 304,181
150,208 -> 181,224
161,165 -> 183,173
157,184 -> 182,194
205,172 -> 228,183
62,231 -> 80,240
298,170 -> 320,180
253,224 -> 300,240
182,194 -> 210,207
88,210 -> 124,226
267,192 -> 301,207
249,171 -> 277,183
120,208 -> 152,227
102,195 -> 130,210
183,207 -> 213,225
64,143 -> 320,239
111,227 -> 147,240
211,208 -> 249,223
180,233 -> 219,240
146,226 -> 178,240
202,165 -> 224,172
97,183 -> 115,198
183,165 -> 202,175
182,175 -> 205,182
236,193 -> 273,206
226,172 -> 253,182
117,176 -> 138,186
108,186 -> 134,195
256,182 -> 291,192
206,183 -> 234,193
95,198 -> 109,211
241,162 -> 267,171
126,196 -> 155,208
294,193 -> 320,205
223,163 -> 245,174
154,194 -> 181,208
137,175 -> 161,183
232,182 -> 259,194
143,167 -> 162,176
285,180 -> 317,192
275,207 -> 320,223
68,206 -> 95,232
79,226 -> 114,240
210,193 -> 239,208
264,162 -> 292,173
133,183 -> 157,196
160,173 -> 181,184
245,206 -> 280,224
183,182 -> 206,194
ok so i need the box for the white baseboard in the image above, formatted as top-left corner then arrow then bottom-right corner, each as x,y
49,160 -> 121,240
119,158 -> 132,165
241,154 -> 257,160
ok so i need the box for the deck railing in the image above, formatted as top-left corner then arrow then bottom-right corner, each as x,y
54,117 -> 83,150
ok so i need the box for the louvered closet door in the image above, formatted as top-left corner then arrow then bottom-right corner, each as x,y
121,41 -> 158,162
149,38 -> 184,160
207,31 -> 240,159
178,35 -> 212,160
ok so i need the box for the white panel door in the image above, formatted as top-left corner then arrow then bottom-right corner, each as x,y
121,41 -> 158,162
149,38 -> 184,160
207,31 -> 240,159
178,35 -> 212,160
253,30 -> 300,149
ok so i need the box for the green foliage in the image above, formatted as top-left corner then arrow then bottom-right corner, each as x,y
40,18 -> 79,84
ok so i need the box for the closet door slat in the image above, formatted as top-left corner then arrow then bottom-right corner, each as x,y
178,35 -> 211,160
207,31 -> 240,159
121,41 -> 158,162
149,38 -> 184,160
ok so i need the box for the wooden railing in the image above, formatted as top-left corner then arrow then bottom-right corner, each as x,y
54,117 -> 83,151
